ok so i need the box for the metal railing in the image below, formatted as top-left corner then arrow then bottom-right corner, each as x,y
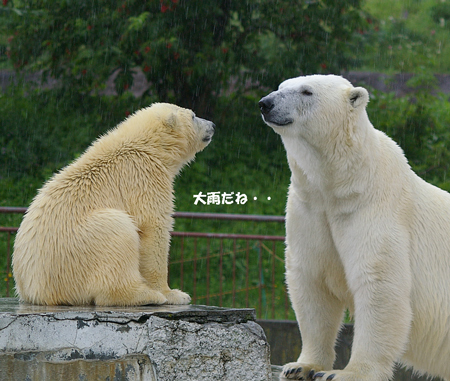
0,207 -> 293,319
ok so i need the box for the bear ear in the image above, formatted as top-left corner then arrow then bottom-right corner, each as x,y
165,112 -> 177,128
348,87 -> 369,109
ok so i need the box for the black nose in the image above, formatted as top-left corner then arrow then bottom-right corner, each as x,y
259,97 -> 274,115
207,122 -> 215,135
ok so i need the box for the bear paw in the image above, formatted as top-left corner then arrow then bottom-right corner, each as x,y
280,362 -> 323,380
94,287 -> 168,306
142,290 -> 168,305
162,289 -> 191,305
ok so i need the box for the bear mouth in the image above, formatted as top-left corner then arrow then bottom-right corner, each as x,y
272,119 -> 293,126
203,135 -> 213,142
263,115 -> 293,127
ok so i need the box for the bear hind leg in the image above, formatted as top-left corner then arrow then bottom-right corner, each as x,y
94,281 -> 167,306
82,209 -> 168,306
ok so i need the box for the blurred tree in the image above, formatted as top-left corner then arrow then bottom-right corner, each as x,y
4,0 -> 367,115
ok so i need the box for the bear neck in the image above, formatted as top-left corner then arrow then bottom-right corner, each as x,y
87,125 -> 193,176
282,117 -> 378,199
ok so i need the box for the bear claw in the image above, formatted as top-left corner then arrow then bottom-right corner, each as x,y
312,373 -> 336,380
282,367 -> 303,379
285,367 -> 300,376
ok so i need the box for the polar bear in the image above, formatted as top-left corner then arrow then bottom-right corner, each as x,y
13,103 -> 215,306
259,75 -> 450,381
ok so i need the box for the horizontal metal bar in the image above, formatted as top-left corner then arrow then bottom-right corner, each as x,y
173,211 -> 285,222
171,231 -> 285,241
0,207 -> 27,214
0,227 -> 286,241
0,227 -> 18,233
0,207 -> 285,223
0,209 -> 286,240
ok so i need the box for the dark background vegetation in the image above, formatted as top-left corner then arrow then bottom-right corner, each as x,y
0,0 -> 369,225
1,1 -> 450,315
2,0 -> 450,216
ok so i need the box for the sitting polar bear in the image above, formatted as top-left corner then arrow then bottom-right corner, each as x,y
13,103 -> 215,306
259,75 -> 450,381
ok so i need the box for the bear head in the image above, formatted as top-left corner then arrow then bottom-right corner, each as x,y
259,74 -> 369,148
127,103 -> 215,171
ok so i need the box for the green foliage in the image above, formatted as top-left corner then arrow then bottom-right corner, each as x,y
430,2 -> 450,26
4,0 -> 367,115
367,75 -> 450,191
0,84 -> 289,215
0,84 -> 155,183
1,0 -> 368,213
360,0 -> 450,73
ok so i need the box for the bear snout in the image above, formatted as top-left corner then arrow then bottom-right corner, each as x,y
259,95 -> 293,127
259,96 -> 275,116
202,121 -> 215,142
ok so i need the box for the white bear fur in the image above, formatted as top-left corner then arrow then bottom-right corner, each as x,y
260,75 -> 450,381
13,103 -> 214,307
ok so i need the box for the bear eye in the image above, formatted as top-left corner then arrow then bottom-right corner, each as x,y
301,89 -> 313,96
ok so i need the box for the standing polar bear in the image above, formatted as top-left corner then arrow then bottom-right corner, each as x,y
259,75 -> 450,381
13,103 -> 215,306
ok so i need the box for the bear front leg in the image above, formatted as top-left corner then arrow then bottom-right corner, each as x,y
281,248 -> 346,381
281,187 -> 350,381
138,226 -> 191,305
325,222 -> 414,381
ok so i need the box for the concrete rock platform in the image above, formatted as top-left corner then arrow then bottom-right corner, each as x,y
0,298 -> 271,381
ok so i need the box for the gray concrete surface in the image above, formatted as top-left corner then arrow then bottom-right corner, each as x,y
259,320 -> 442,381
0,298 -> 271,381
